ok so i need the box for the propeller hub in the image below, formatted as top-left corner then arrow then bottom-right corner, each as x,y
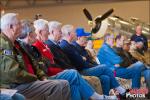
88,21 -> 93,26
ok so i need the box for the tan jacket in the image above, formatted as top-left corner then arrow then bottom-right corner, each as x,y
129,48 -> 150,65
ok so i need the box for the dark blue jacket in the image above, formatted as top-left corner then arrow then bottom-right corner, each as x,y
45,39 -> 74,69
59,40 -> 89,71
71,41 -> 95,66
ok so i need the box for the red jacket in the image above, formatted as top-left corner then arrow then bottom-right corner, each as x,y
15,41 -> 35,75
32,40 -> 63,76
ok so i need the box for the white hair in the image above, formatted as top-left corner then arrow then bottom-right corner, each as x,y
48,21 -> 62,33
34,19 -> 48,31
1,13 -> 18,31
61,25 -> 74,36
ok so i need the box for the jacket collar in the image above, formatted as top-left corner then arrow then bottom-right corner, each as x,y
1,33 -> 14,47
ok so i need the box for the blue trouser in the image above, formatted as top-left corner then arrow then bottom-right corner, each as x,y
0,93 -> 25,100
12,93 -> 25,100
116,61 -> 150,89
142,69 -> 150,89
49,69 -> 95,100
130,61 -> 150,89
0,94 -> 12,100
80,64 -> 120,95
116,61 -> 143,88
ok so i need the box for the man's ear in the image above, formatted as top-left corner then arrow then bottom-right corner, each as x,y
39,30 -> 42,35
10,24 -> 15,33
28,32 -> 31,37
51,30 -> 54,35
68,32 -> 70,36
48,32 -> 50,35
10,24 -> 13,29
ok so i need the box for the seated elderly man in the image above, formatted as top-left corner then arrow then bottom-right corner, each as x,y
113,34 -> 150,90
17,19 -> 112,100
0,13 -> 71,100
58,24 -> 129,98
97,33 -> 143,89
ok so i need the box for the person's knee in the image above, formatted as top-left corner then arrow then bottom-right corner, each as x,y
64,69 -> 78,75
131,63 -> 143,73
59,80 -> 71,100
55,80 -> 70,92
97,64 -> 111,71
47,80 -> 71,100
51,80 -> 70,88
59,80 -> 70,91
137,61 -> 144,65
99,64 -> 114,75
69,69 -> 78,74
12,93 -> 25,100
135,61 -> 145,69
59,69 -> 80,83
58,80 -> 70,88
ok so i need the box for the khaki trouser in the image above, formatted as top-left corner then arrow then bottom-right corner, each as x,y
15,80 -> 71,100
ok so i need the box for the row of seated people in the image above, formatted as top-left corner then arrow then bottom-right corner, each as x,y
86,37 -> 150,88
0,13 -> 149,100
86,27 -> 150,97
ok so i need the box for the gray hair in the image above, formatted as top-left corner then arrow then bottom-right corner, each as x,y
34,19 -> 48,31
48,21 -> 62,33
18,19 -> 35,39
1,13 -> 19,31
61,24 -> 74,36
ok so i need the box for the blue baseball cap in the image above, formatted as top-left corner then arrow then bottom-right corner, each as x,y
76,27 -> 91,37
